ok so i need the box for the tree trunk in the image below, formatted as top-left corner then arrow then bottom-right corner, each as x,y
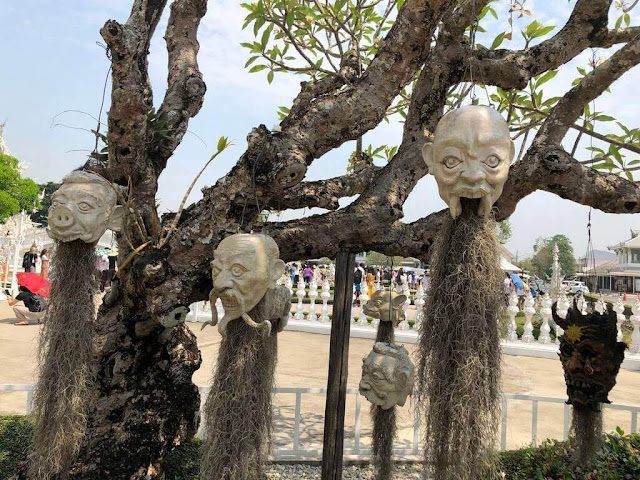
69,271 -> 202,479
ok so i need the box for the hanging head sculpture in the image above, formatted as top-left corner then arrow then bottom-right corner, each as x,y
360,342 -> 415,410
422,105 -> 514,219
48,171 -> 124,244
416,106 -> 514,479
205,233 -> 288,336
29,170 -> 124,480
552,301 -> 627,410
363,289 -> 407,327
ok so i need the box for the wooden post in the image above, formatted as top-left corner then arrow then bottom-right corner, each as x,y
321,250 -> 356,480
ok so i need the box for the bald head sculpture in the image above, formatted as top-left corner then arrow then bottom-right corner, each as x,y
360,342 -> 415,410
422,106 -> 514,219
209,233 -> 286,335
48,171 -> 124,244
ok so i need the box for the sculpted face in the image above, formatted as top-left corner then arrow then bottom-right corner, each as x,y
363,290 -> 407,327
422,106 -> 514,219
552,303 -> 627,409
359,343 -> 415,410
48,171 -> 124,244
211,234 -> 285,330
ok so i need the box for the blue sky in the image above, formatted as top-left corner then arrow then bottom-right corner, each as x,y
1,0 -> 639,259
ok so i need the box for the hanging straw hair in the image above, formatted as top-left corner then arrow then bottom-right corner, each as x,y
370,320 -> 397,480
416,199 -> 503,480
28,240 -> 98,480
200,295 -> 279,480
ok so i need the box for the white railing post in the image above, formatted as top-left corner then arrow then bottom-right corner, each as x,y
286,276 -> 294,323
506,291 -> 519,342
614,296 -> 625,343
595,294 -> 606,314
357,288 -> 369,327
555,293 -> 568,340
308,278 -> 319,322
398,286 -> 411,331
538,293 -> 552,344
320,278 -> 331,323
521,290 -> 535,343
630,296 -> 640,354
414,284 -> 425,331
295,278 -> 306,321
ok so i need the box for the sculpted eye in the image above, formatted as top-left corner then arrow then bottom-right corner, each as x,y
77,202 -> 93,212
443,156 -> 462,169
484,155 -> 501,168
212,266 -> 221,277
231,264 -> 248,277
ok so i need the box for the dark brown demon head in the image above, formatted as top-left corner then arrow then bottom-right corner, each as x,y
552,301 -> 627,410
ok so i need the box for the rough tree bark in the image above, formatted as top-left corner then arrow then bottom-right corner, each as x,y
61,0 -> 640,477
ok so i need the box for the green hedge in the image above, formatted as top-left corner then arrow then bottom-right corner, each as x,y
0,415 -> 33,480
3,415 -> 639,480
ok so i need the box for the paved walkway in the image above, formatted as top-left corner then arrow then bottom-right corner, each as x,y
1,300 -> 639,452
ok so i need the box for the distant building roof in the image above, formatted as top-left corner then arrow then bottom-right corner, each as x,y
609,230 -> 640,251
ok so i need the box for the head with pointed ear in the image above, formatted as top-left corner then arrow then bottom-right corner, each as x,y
422,105 -> 514,219
211,233 -> 285,323
359,342 -> 415,410
47,171 -> 124,244
363,290 -> 407,326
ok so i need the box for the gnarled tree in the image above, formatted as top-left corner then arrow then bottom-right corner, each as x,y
48,0 -> 640,477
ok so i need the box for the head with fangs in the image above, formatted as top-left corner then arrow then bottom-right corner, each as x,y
359,342 -> 415,410
552,301 -> 627,410
210,233 -> 285,331
47,171 -> 124,244
422,105 -> 515,219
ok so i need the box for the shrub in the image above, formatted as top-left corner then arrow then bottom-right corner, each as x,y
0,415 -> 33,480
2,415 -> 639,479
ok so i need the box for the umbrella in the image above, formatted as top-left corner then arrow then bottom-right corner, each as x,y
510,273 -> 524,290
16,272 -> 51,298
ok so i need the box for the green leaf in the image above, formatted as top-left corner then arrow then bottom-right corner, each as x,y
244,56 -> 259,68
253,16 -> 265,36
217,136 -> 229,152
532,25 -> 555,39
267,70 -> 274,84
249,64 -> 268,73
615,15 -> 623,30
535,70 -> 558,87
491,32 -> 506,50
594,114 -> 615,122
261,23 -> 273,50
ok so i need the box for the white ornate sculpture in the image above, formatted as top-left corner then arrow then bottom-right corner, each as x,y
363,289 -> 407,328
359,342 -> 415,410
204,233 -> 289,337
47,171 -> 124,244
421,105 -> 515,219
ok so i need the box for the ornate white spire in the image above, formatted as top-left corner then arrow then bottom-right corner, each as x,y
0,120 -> 9,156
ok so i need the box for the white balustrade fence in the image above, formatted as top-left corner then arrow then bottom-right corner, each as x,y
185,288 -> 640,370
3,384 -> 638,460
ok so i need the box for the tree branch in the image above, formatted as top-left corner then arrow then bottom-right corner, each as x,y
472,0 -> 614,90
496,145 -> 640,219
248,0 -> 457,191
266,165 -> 381,211
100,0 -> 169,223
534,32 -> 640,146
152,0 -> 208,171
